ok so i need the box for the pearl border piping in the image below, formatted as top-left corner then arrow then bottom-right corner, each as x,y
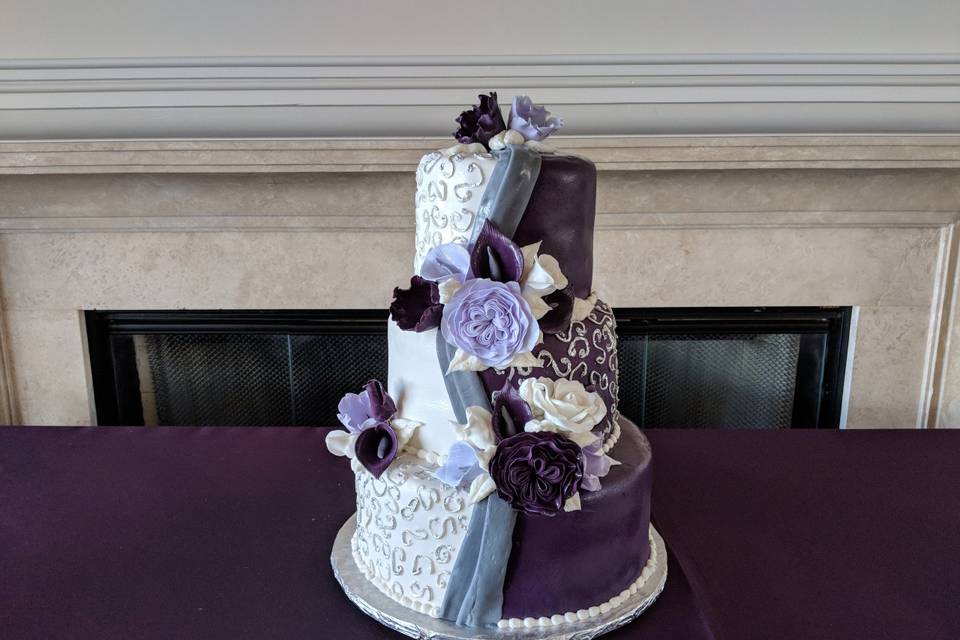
495,529 -> 658,630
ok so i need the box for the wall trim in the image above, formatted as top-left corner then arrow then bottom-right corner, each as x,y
1,54 -> 959,138
2,135 -> 960,174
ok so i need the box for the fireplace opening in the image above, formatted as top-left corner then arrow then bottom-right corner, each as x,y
85,307 -> 851,429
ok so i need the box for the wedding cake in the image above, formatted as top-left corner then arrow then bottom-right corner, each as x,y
327,93 -> 659,634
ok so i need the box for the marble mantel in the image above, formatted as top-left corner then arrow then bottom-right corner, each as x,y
0,135 -> 958,428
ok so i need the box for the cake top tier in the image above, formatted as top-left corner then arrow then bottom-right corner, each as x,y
415,150 -> 596,298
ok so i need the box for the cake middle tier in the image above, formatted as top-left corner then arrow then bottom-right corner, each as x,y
388,298 -> 620,456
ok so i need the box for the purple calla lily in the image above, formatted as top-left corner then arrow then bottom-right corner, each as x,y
470,220 -> 524,284
538,288 -> 575,334
491,381 -> 533,442
353,420 -> 399,479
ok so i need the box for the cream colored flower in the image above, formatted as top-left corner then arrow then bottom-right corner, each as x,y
519,377 -> 607,447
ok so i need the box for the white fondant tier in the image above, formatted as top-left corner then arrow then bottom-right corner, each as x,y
414,148 -> 497,273
351,455 -> 473,618
387,320 -> 460,456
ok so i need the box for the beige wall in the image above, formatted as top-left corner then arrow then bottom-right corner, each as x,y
3,0 -> 959,58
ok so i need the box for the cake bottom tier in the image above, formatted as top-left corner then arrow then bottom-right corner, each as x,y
351,417 -> 653,626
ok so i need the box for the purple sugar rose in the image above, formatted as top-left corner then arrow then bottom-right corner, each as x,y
489,431 -> 583,516
509,95 -> 564,142
353,420 -> 398,479
453,92 -> 507,149
491,381 -> 532,442
470,220 -> 524,284
390,275 -> 443,332
441,278 -> 539,369
337,379 -> 397,432
421,243 -> 470,284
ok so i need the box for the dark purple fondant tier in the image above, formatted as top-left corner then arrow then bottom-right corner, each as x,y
480,298 -> 620,442
500,418 -> 653,619
514,154 -> 597,299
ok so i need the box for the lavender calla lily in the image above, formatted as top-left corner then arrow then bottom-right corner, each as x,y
390,275 -> 443,332
509,95 -> 564,142
470,220 -> 524,284
491,381 -> 533,442
353,421 -> 399,479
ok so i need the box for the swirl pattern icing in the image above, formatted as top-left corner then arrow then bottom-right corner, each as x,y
481,298 -> 621,443
352,456 -> 473,616
414,149 -> 497,273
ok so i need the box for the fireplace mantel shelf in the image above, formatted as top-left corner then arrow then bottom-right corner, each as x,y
1,135 -> 959,175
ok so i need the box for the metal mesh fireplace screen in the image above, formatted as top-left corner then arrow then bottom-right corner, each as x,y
86,308 -> 850,428
617,334 -> 802,428
142,333 -> 387,427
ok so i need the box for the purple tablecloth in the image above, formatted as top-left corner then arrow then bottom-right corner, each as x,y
1,427 -> 957,640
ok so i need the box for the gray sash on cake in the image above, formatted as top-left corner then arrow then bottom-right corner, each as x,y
436,144 -> 541,627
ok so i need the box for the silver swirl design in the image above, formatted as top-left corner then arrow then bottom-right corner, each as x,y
352,457 -> 473,610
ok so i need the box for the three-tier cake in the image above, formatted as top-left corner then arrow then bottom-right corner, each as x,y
327,93 -> 662,636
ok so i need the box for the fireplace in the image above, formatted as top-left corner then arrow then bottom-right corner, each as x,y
85,307 -> 851,429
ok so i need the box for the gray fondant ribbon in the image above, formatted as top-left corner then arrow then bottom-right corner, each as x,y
437,144 -> 542,627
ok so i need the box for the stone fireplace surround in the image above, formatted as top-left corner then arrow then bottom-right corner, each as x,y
0,135 -> 958,428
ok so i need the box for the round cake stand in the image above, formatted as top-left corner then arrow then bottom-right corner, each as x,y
331,515 -> 668,640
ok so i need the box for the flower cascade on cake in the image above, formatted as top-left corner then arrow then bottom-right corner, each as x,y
327,93 -> 616,514
325,379 -> 421,478
432,378 -> 618,516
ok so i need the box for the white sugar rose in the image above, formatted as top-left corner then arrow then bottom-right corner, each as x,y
519,377 -> 607,447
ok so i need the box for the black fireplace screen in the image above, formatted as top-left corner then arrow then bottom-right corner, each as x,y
86,307 -> 850,429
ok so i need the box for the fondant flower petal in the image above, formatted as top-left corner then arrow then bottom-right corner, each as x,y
390,417 -> 422,451
563,492 -> 582,512
523,290 -> 551,320
325,430 -> 356,458
337,392 -> 368,432
433,441 -> 481,488
390,275 -> 443,333
466,474 -> 497,505
353,421 -> 398,479
438,278 -> 462,304
538,288 -> 575,334
362,379 -> 398,422
470,220 -> 524,284
421,243 -> 470,284
453,92 -> 507,149
455,405 -> 497,452
509,95 -> 564,142
491,381 -> 533,443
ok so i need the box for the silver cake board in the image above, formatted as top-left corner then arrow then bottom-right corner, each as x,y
331,514 -> 668,640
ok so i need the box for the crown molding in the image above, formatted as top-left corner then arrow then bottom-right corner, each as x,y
1,54 -> 959,138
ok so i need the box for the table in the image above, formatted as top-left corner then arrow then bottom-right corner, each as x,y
1,427 -> 957,640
